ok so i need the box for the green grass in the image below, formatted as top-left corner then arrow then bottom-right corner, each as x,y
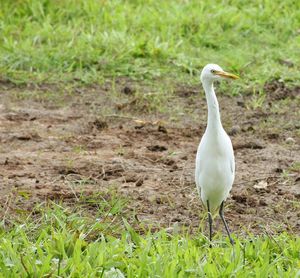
0,202 -> 299,277
0,0 -> 299,91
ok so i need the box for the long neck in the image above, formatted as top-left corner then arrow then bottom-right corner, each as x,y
202,80 -> 222,130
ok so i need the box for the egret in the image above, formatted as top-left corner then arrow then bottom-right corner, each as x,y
195,64 -> 239,245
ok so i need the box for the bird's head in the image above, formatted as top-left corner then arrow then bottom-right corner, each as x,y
200,64 -> 239,83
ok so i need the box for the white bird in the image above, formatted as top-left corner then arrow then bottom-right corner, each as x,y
195,64 -> 239,245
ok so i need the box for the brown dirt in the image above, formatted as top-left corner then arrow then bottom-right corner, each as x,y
0,80 -> 299,236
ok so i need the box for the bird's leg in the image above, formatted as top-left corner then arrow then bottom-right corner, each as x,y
219,201 -> 234,245
207,200 -> 213,242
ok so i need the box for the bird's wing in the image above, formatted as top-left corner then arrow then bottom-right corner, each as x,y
195,135 -> 206,188
230,157 -> 234,174
226,133 -> 235,175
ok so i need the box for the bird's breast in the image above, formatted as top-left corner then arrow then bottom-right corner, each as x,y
195,132 -> 235,193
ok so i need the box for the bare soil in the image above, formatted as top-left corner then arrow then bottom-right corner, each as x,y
0,80 -> 299,236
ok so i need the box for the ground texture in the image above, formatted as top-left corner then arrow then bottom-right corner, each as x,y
0,80 -> 299,236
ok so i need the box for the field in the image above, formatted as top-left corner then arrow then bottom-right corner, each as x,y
0,0 -> 300,276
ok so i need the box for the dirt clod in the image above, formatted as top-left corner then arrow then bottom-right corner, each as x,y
232,194 -> 247,204
158,125 -> 168,134
278,59 -> 294,68
122,86 -> 134,95
233,140 -> 264,150
264,80 -> 300,100
11,132 -> 41,141
89,119 -> 108,131
147,145 -> 168,152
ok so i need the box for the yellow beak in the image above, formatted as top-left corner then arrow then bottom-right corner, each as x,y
215,70 -> 239,80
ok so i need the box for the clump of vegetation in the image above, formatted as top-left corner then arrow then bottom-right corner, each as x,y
0,202 -> 299,277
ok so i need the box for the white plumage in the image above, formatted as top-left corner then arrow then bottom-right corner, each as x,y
195,64 -> 239,245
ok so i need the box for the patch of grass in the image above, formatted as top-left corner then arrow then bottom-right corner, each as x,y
133,89 -> 171,113
0,202 -> 299,277
289,162 -> 300,172
246,88 -> 266,110
10,88 -> 71,107
0,0 -> 299,92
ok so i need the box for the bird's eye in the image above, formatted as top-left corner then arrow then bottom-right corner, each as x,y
211,70 -> 216,74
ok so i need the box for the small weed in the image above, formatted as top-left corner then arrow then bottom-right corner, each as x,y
289,162 -> 300,172
116,145 -> 125,156
247,88 -> 266,110
72,145 -> 86,154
